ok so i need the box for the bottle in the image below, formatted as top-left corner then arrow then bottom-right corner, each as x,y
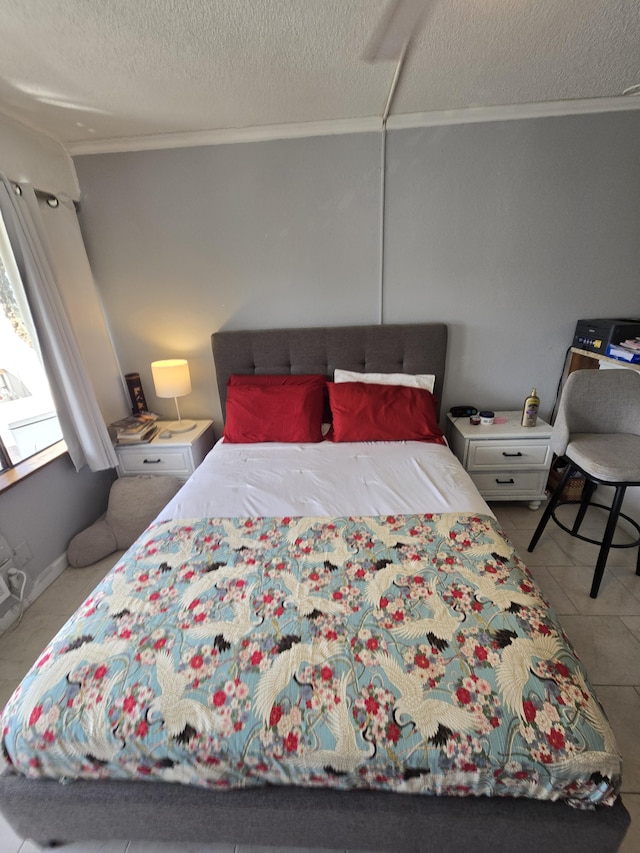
521,388 -> 540,427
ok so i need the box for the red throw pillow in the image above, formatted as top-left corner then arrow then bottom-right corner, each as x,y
224,383 -> 324,443
229,374 -> 329,422
327,381 -> 445,443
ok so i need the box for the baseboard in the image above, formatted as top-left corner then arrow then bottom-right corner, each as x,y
0,553 -> 68,634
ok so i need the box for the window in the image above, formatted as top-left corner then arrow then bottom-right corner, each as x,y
0,209 -> 62,472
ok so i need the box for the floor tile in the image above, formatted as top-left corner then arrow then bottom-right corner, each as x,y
547,565 -> 640,616
505,528 -> 574,566
1,607 -> 70,654
621,616 -> 640,642
610,565 -> 640,598
0,809 -> 23,853
26,572 -> 91,618
14,841 -> 42,853
0,634 -> 56,683
489,501 -> 545,530
526,566 -> 578,615
551,502 -> 631,535
619,793 -> 640,853
557,615 -> 640,685
73,552 -> 124,594
0,678 -> 17,709
0,556 -> 123,686
596,686 -> 640,793
548,524 -> 639,569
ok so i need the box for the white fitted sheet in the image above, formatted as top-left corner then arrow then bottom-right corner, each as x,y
160,438 -> 492,520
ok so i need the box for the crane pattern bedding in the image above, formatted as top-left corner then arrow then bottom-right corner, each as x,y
0,512 -> 621,808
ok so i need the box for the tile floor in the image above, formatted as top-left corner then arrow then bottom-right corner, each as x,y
0,501 -> 638,852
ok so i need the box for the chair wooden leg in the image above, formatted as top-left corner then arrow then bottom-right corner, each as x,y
528,462 -> 574,553
572,478 -> 596,534
590,485 -> 627,598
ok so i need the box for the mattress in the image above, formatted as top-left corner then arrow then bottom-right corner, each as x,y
161,438 -> 491,519
0,440 -> 622,810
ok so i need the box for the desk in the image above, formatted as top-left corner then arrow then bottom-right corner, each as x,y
569,347 -> 640,374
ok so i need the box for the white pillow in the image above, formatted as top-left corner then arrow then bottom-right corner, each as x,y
334,369 -> 436,393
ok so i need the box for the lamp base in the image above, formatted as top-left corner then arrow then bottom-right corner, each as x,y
166,419 -> 196,434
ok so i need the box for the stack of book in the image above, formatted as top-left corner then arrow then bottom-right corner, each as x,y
606,337 -> 640,364
109,414 -> 159,444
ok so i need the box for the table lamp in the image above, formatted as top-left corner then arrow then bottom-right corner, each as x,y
150,359 -> 196,433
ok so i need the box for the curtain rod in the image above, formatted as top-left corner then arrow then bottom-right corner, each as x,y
6,176 -> 77,211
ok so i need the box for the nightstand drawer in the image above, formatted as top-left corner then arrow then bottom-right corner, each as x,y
469,470 -> 548,496
117,446 -> 192,477
114,420 -> 215,479
467,441 -> 551,470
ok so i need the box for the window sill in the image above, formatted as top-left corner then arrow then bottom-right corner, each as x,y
0,440 -> 68,494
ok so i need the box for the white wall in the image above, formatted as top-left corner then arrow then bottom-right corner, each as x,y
0,112 -> 79,199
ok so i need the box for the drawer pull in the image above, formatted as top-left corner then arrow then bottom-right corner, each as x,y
143,458 -> 162,464
502,451 -> 523,457
495,478 -> 515,484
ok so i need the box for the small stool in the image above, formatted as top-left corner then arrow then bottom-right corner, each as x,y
528,458 -> 640,597
527,368 -> 640,598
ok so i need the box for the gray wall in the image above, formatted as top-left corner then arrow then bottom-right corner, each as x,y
383,113 -> 640,414
0,457 -> 115,622
74,111 -> 640,433
74,133 -> 382,425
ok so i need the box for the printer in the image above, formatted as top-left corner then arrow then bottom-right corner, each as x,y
573,318 -> 640,354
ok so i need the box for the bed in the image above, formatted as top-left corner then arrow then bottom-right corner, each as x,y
0,324 -> 631,851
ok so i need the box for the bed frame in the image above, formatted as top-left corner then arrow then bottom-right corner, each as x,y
0,324 -> 630,851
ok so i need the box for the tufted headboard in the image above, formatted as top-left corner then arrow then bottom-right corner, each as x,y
211,323 -> 448,419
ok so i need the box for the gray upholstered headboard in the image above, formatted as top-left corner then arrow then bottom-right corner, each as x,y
211,323 -> 448,419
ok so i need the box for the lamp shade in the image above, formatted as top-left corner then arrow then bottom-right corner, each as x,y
151,359 -> 191,398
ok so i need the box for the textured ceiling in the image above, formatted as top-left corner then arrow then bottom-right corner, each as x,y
0,0 -> 639,152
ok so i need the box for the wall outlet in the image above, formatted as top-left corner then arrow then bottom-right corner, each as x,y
0,574 -> 10,606
0,534 -> 12,568
7,567 -> 22,597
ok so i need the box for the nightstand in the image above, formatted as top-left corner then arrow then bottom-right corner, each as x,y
115,420 -> 215,479
447,411 -> 553,510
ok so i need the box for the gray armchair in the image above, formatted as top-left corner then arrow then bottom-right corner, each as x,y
528,367 -> 640,597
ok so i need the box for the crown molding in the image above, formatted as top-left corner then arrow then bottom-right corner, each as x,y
386,96 -> 640,130
66,116 -> 382,155
66,96 -> 640,156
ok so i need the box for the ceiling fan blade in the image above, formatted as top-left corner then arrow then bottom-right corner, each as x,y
363,0 -> 433,62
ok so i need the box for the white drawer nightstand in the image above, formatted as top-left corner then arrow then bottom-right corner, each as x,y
115,420 -> 215,479
447,411 -> 553,510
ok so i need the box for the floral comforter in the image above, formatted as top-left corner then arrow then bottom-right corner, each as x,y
0,513 -> 621,807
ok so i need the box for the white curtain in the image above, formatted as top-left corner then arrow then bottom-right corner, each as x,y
36,190 -> 130,427
0,176 -> 118,471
